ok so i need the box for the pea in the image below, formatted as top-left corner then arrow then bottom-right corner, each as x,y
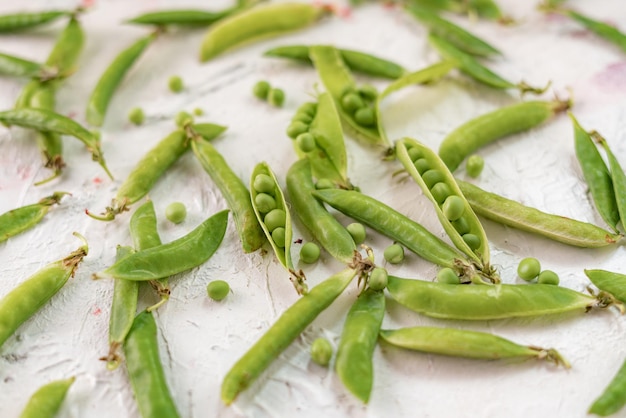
407,147 -> 422,162
268,88 -> 285,107
437,267 -> 460,284
300,242 -> 321,264
253,80 -> 271,100
537,270 -> 559,285
414,158 -> 430,174
253,174 -> 275,194
369,267 -> 388,291
358,84 -> 378,101
271,227 -> 286,247
422,169 -> 444,188
383,243 -> 404,264
175,111 -> 193,128
165,202 -> 187,224
462,233 -> 481,250
296,132 -> 316,153
431,182 -> 452,204
442,195 -> 465,221
168,75 -> 184,93
517,257 -> 541,281
254,193 -> 277,214
315,179 -> 335,190
298,102 -> 317,117
451,217 -> 470,235
341,92 -> 365,113
207,280 -> 230,301
286,121 -> 309,139
354,107 -> 375,126
264,209 -> 286,232
128,107 -> 144,125
466,154 -> 484,178
346,222 -> 366,245
292,112 -> 313,124
310,337 -> 333,366
193,108 -> 204,116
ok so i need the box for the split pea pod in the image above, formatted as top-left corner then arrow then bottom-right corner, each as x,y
589,357 -> 626,416
438,97 -> 571,172
199,2 -> 328,62
386,275 -> 621,320
192,137 -> 265,253
0,52 -> 44,78
336,289 -> 385,403
124,311 -> 180,418
0,191 -> 68,243
221,267 -> 360,405
379,327 -> 569,367
0,233 -> 88,349
0,10 -> 70,33
94,210 -> 228,281
45,16 -> 84,79
595,133 -> 626,233
585,269 -> 626,305
457,180 -> 621,247
19,377 -> 75,418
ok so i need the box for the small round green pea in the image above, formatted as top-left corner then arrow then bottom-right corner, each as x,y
168,75 -> 184,93
437,267 -> 460,284
354,107 -> 376,126
310,337 -> 332,366
298,102 -> 317,117
253,80 -> 271,100
414,158 -> 430,174
296,132 -> 316,153
517,257 -> 541,281
407,147 -> 422,162
175,111 -> 193,128
300,242 -> 320,264
358,84 -> 378,101
268,88 -> 285,107
271,227 -> 286,248
315,179 -> 335,190
253,174 -> 275,194
466,154 -> 484,178
286,121 -> 309,139
422,169 -> 445,188
264,209 -> 286,232
369,267 -> 388,291
451,217 -> 471,235
193,108 -> 204,116
165,202 -> 187,224
207,280 -> 230,301
383,243 -> 404,264
341,92 -> 365,113
431,182 -> 452,204
292,112 -> 313,124
128,107 -> 145,125
442,195 -> 465,221
346,222 -> 366,245
537,270 -> 559,285
254,193 -> 277,214
462,233 -> 481,250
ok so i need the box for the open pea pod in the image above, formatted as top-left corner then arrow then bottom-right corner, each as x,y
396,138 -> 490,273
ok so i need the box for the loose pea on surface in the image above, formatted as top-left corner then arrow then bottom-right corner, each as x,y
300,242 -> 321,264
346,222 -> 366,245
128,107 -> 144,125
271,227 -> 286,247
517,257 -> 541,281
466,154 -> 484,178
207,280 -> 230,301
538,270 -> 559,285
165,202 -> 187,224
264,209 -> 286,231
442,195 -> 465,221
193,108 -> 204,116
175,111 -> 193,128
253,174 -> 275,194
296,132 -> 316,153
369,267 -> 388,291
168,75 -> 184,93
310,337 -> 333,366
384,243 -> 404,264
286,121 -> 309,139
437,267 -> 460,284
354,107 -> 375,126
253,80 -> 271,100
254,193 -> 277,213
268,88 -> 285,107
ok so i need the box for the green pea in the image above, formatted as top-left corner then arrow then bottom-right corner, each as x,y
517,257 -> 541,281
292,112 -> 313,124
383,243 -> 404,264
298,102 -> 317,117
286,121 -> 309,139
128,107 -> 144,125
193,108 -> 204,116
341,92 -> 365,113
346,222 -> 366,245
310,337 -> 333,366
271,227 -> 286,247
358,84 -> 378,101
407,147 -> 422,162
442,195 -> 465,221
168,75 -> 184,93
264,209 -> 286,232
253,174 -> 276,194
422,169 -> 444,188
354,107 -> 376,126
430,182 -> 452,204
414,158 -> 430,174
207,280 -> 230,301
253,80 -> 271,100
537,270 -> 559,285
462,233 -> 481,250
315,179 -> 335,190
268,88 -> 285,107
300,242 -> 321,264
175,111 -> 193,128
254,193 -> 277,214
165,202 -> 187,224
437,267 -> 460,284
369,267 -> 388,291
296,132 -> 316,153
451,217 -> 470,235
466,154 -> 484,178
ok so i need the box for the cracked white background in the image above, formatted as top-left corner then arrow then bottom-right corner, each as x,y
2,0 -> 626,417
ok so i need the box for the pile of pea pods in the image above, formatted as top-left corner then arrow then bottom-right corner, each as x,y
2,0 -> 626,417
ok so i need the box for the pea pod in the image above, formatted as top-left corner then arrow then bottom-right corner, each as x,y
199,2 -> 328,62
457,180 -> 621,248
438,98 -> 570,172
0,51 -> 44,78
589,357 -> 626,416
379,327 -> 569,367
386,275 -> 621,321
0,192 -> 69,243
585,269 -> 626,306
0,10 -> 70,33
0,233 -> 88,349
125,5 -> 240,27
94,210 -> 228,281
45,17 -> 84,78
596,133 -> 626,233
19,377 -> 75,418
565,9 -> 626,53
336,289 -> 385,403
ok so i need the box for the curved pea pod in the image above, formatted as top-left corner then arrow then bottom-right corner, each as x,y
589,357 -> 626,416
438,98 -> 571,173
0,233 -> 88,349
0,52 -> 44,78
386,275 -> 623,321
19,377 -> 75,418
199,2 -> 328,62
565,9 -> 626,53
571,114 -> 620,233
585,269 -> 626,306
221,266 -> 361,405
125,6 -> 239,27
45,17 -> 84,78
0,10 -> 70,33
94,210 -> 228,281
124,311 -> 180,418
86,31 -> 158,127
396,138 -> 491,272
336,289 -> 385,403
286,159 -> 356,264
0,191 -> 69,243
457,180 -> 621,247
379,327 -> 569,367
596,134 -> 626,233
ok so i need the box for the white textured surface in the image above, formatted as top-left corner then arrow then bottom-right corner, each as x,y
2,1 -> 626,417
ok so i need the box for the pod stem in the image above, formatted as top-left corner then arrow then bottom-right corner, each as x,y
85,198 -> 130,222
348,248 -> 376,293
146,280 -> 171,312
99,341 -> 122,371
62,232 -> 89,275
531,346 -> 571,368
38,191 -> 71,206
587,287 -> 625,313
288,269 -> 308,295
517,80 -> 551,96
35,155 -> 66,186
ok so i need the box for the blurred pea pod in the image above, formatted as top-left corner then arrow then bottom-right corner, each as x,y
18,377 -> 75,418
0,9 -> 71,33
0,191 -> 69,243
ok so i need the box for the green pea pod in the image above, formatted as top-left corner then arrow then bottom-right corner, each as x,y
457,180 -> 621,248
189,123 -> 228,142
86,32 -> 158,127
386,275 -> 621,320
463,0 -> 510,22
595,134 -> 626,233
379,327 -> 569,367
125,7 -> 237,27
0,10 -> 69,33
585,269 -> 626,306
221,266 -> 360,405
192,139 -> 265,253
0,51 -> 44,78
439,98 -> 570,172
45,17 -> 84,77
571,114 -> 620,233
589,357 -> 626,416
199,2 -> 328,62
286,159 -> 356,264
336,289 -> 385,403
0,108 -> 112,179
566,9 -> 626,53
396,138 -> 491,272
0,233 -> 88,348
124,311 -> 180,418
14,79 -> 41,109
19,377 -> 75,418
0,192 -> 69,243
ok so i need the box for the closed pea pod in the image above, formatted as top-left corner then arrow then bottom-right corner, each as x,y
19,376 -> 75,418
0,52 -> 44,78
0,10 -> 70,33
589,357 -> 626,416
585,269 -> 626,305
0,191 -> 68,243
596,133 -> 626,233
125,5 -> 241,27
45,16 -> 84,79
563,9 -> 626,53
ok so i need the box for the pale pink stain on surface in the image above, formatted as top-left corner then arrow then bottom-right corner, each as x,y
92,177 -> 103,184
92,307 -> 101,316
592,61 -> 626,92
